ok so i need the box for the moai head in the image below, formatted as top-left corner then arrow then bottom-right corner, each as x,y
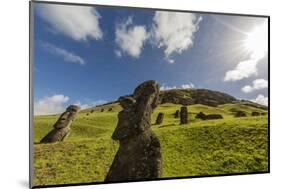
112,80 -> 160,141
53,105 -> 80,129
133,80 -> 160,110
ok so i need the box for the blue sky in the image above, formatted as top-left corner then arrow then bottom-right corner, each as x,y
33,3 -> 268,115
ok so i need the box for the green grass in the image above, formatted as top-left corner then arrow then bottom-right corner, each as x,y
33,102 -> 268,186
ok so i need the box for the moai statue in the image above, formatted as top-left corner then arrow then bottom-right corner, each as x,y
40,105 -> 80,143
251,111 -> 260,116
155,112 -> 164,125
174,110 -> 180,118
195,111 -> 206,120
180,106 -> 188,124
105,80 -> 162,182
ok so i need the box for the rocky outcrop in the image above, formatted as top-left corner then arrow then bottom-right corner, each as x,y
105,80 -> 162,182
159,89 -> 236,107
40,105 -> 80,143
159,90 -> 195,105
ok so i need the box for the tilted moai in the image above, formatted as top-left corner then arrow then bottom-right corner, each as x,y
195,111 -> 206,120
174,110 -> 180,118
155,112 -> 164,125
40,105 -> 80,143
180,106 -> 188,124
105,80 -> 162,181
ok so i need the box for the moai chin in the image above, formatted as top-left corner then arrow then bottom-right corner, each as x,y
105,80 -> 162,181
40,105 -> 80,143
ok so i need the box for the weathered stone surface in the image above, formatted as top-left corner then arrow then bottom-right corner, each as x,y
40,105 -> 80,143
252,111 -> 260,116
204,114 -> 223,120
234,111 -> 246,117
195,112 -> 206,120
105,80 -> 162,182
180,106 -> 188,124
155,113 -> 164,125
174,110 -> 180,118
159,88 -> 236,106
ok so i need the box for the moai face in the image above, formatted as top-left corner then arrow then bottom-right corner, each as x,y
132,80 -> 160,131
133,80 -> 160,110
112,80 -> 160,141
54,105 -> 80,129
112,96 -> 136,140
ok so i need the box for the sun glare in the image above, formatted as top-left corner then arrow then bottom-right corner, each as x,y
243,22 -> 268,60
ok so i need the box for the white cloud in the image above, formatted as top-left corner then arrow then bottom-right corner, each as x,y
241,79 -> 268,93
151,11 -> 202,62
224,59 -> 258,81
43,43 -> 85,65
160,83 -> 195,91
37,4 -> 103,41
73,101 -> 91,110
34,94 -> 69,115
34,95 -> 108,115
74,100 -> 107,110
115,17 -> 148,58
160,85 -> 177,91
250,94 -> 268,106
224,22 -> 268,82
114,50 -> 122,58
166,58 -> 175,64
181,83 -> 195,89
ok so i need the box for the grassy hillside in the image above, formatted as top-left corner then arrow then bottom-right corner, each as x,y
33,102 -> 268,186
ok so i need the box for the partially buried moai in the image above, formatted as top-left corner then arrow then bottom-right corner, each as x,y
180,106 -> 188,124
40,105 -> 80,143
174,110 -> 180,118
155,112 -> 164,125
105,80 -> 162,181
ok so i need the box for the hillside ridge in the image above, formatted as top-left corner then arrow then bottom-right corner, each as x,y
87,88 -> 267,111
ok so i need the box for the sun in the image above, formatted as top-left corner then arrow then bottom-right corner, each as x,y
243,22 -> 268,60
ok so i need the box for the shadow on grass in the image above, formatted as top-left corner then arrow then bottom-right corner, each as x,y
158,124 -> 177,128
